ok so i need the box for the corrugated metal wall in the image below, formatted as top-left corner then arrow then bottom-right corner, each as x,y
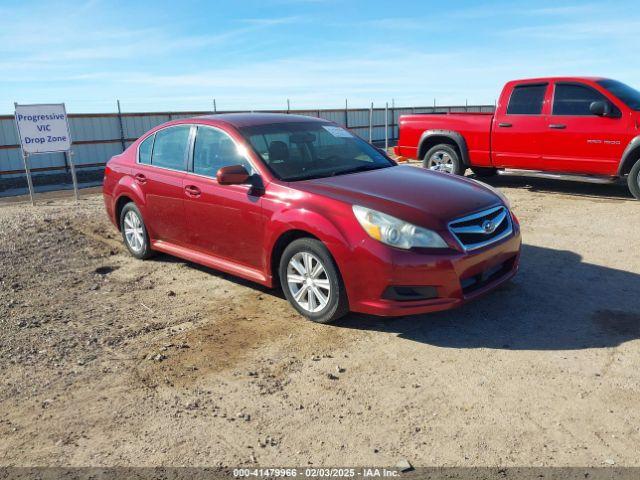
0,105 -> 494,196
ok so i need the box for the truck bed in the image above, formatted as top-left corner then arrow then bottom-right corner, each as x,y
396,113 -> 493,164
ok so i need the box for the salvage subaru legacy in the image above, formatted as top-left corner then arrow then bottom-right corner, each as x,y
103,114 -> 521,323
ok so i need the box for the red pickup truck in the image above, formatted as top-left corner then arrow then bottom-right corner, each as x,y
395,77 -> 640,199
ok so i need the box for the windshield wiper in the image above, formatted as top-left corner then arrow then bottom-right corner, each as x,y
285,164 -> 391,182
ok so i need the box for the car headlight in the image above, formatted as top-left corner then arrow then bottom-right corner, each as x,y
352,205 -> 448,249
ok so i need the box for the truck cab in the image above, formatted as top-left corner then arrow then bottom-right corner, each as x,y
492,77 -> 633,176
395,76 -> 640,199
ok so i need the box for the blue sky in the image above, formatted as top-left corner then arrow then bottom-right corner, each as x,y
2,0 -> 639,113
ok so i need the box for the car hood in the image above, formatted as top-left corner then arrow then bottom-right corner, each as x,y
293,165 -> 503,230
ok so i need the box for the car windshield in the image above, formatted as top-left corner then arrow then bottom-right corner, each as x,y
239,121 -> 394,181
596,79 -> 640,111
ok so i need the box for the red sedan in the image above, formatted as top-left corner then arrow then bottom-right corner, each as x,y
103,114 -> 521,323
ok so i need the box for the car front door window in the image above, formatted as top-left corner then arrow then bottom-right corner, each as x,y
192,127 -> 252,177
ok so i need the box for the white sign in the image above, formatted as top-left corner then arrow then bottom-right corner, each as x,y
322,125 -> 353,138
14,103 -> 72,154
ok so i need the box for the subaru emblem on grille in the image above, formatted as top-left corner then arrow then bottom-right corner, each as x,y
482,220 -> 496,234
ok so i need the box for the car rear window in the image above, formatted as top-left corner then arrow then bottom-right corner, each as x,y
507,84 -> 547,115
150,125 -> 191,171
138,134 -> 154,165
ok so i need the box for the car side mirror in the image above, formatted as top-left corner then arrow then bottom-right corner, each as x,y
589,100 -> 610,117
217,165 -> 250,185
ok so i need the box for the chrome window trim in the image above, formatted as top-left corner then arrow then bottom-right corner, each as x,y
448,205 -> 513,252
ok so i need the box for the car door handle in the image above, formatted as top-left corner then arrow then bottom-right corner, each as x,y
134,173 -> 147,184
549,124 -> 566,129
498,122 -> 512,128
184,185 -> 201,197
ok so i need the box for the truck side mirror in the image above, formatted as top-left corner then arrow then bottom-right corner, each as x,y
589,100 -> 610,117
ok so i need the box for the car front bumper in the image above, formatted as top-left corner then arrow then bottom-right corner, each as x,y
341,226 -> 521,317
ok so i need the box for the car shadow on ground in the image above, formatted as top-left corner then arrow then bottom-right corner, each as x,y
334,244 -> 640,351
468,173 -> 634,201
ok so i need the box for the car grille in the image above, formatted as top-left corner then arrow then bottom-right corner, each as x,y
448,205 -> 513,251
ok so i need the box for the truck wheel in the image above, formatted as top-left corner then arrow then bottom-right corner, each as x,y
423,144 -> 464,175
629,159 -> 640,200
471,167 -> 498,178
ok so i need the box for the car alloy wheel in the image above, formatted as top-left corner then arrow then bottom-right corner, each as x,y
123,210 -> 146,253
427,150 -> 455,173
286,251 -> 331,313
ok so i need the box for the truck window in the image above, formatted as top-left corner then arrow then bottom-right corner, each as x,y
552,83 -> 608,116
506,84 -> 547,115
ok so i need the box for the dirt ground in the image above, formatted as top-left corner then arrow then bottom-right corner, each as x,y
0,173 -> 639,468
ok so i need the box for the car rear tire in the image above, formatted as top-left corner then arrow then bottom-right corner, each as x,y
120,203 -> 154,260
423,144 -> 464,175
628,159 -> 640,200
279,238 -> 348,324
471,167 -> 498,178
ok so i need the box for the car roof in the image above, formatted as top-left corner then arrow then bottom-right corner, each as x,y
190,112 -> 330,128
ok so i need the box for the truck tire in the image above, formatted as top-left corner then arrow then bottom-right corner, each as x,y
423,144 -> 464,175
471,167 -> 498,178
628,159 -> 640,200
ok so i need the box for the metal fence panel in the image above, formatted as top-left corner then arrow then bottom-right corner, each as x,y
0,118 -> 19,146
0,104 -> 495,195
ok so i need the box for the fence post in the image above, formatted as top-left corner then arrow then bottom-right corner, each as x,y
384,102 -> 389,151
391,98 -> 395,141
116,100 -> 126,152
368,102 -> 373,143
344,99 -> 348,128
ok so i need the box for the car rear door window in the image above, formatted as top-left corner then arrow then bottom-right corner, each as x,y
138,134 -> 154,165
552,83 -> 608,116
192,126 -> 252,177
507,84 -> 547,115
150,125 -> 191,171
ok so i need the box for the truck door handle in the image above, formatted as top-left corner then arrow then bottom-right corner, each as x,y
184,185 -> 201,197
549,124 -> 566,129
134,173 -> 147,184
498,122 -> 512,128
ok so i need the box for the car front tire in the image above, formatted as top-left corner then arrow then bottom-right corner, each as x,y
279,238 -> 348,324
